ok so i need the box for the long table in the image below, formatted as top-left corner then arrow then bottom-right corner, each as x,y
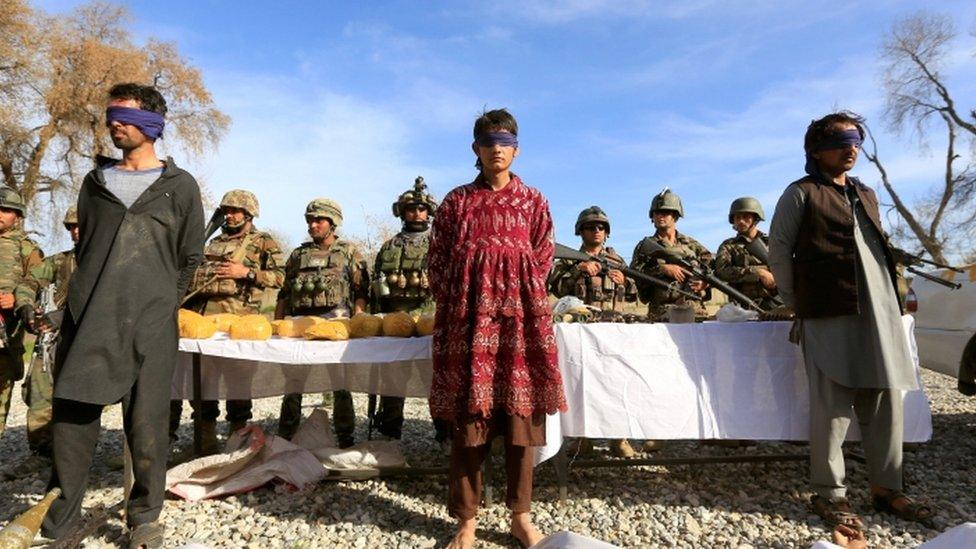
175,317 -> 932,467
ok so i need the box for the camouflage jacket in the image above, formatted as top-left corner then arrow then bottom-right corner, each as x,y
185,227 -> 285,315
279,238 -> 369,316
15,248 -> 76,311
548,245 -> 637,311
714,231 -> 777,303
0,227 -> 44,347
372,230 -> 434,314
630,231 -> 712,314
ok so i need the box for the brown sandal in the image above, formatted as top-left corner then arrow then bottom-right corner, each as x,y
811,495 -> 864,534
871,490 -> 935,527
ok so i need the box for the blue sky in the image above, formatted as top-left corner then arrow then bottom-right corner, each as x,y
36,0 -> 976,258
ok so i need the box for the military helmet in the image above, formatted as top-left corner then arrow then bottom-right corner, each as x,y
305,198 -> 343,228
728,196 -> 765,224
220,189 -> 259,218
0,186 -> 26,216
392,176 -> 438,218
63,206 -> 78,226
574,206 -> 611,235
649,188 -> 683,218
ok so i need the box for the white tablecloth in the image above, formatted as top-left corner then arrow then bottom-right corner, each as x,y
175,317 -> 932,464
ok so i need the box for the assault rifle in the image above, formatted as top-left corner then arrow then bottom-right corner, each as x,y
741,237 -> 786,308
36,283 -> 58,375
204,207 -> 224,242
635,239 -> 765,312
891,248 -> 963,290
554,243 -> 702,302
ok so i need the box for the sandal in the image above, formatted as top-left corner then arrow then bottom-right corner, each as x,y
128,521 -> 164,549
871,490 -> 935,526
811,494 -> 864,534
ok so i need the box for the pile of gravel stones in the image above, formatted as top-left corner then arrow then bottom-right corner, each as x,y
1,368 -> 973,548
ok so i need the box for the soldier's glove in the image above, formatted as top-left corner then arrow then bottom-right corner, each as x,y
759,305 -> 795,322
16,305 -> 36,333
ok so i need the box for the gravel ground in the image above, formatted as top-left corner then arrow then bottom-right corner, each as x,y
1,368 -> 973,548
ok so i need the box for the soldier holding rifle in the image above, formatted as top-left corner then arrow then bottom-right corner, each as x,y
714,197 -> 783,310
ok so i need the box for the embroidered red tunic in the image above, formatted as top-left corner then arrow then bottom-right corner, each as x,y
427,174 -> 567,421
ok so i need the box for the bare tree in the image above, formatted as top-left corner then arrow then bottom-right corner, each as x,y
865,11 -> 976,264
0,1 -> 230,242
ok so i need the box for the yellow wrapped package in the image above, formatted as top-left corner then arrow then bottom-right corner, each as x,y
349,313 -> 383,338
416,315 -> 435,336
229,314 -> 273,340
180,315 -> 217,339
304,320 -> 350,341
274,316 -> 327,338
382,311 -> 416,337
178,308 -> 205,329
206,313 -> 241,332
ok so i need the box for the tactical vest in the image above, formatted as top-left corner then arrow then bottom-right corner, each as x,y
53,251 -> 77,309
376,232 -> 431,302
569,248 -> 635,311
190,232 -> 258,299
289,241 -> 356,311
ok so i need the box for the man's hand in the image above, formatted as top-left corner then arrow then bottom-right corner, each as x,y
758,269 -> 776,290
215,261 -> 250,279
0,293 -> 14,310
689,279 -> 708,293
577,261 -> 601,276
660,264 -> 688,283
607,269 -> 625,285
16,305 -> 36,332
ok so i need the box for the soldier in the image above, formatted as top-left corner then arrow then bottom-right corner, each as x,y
369,177 -> 449,446
0,186 -> 43,438
2,207 -> 77,478
276,198 -> 369,446
171,190 -> 285,457
630,188 -> 713,322
714,197 -> 780,310
548,206 -> 637,458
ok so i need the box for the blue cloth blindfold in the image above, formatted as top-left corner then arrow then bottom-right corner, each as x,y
805,129 -> 862,176
475,132 -> 518,148
106,106 -> 165,140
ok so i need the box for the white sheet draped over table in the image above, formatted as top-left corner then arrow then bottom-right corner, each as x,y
174,317 -> 932,465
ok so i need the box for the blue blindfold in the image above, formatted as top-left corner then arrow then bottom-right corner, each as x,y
805,129 -> 862,176
475,132 -> 518,148
106,106 -> 165,140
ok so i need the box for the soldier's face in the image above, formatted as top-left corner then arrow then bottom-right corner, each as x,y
223,207 -> 249,228
812,122 -> 860,176
652,210 -> 678,231
403,205 -> 429,223
580,223 -> 607,246
732,213 -> 758,234
106,98 -> 151,151
0,208 -> 19,233
307,216 -> 334,242
65,224 -> 80,244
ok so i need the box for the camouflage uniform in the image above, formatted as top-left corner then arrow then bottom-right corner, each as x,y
548,246 -> 637,311
0,188 -> 43,436
370,177 -> 439,440
714,232 -> 780,309
172,190 -> 285,446
13,232 -> 74,455
278,198 -> 369,446
630,232 -> 712,320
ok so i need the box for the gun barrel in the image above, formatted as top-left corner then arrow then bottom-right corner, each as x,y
906,266 -> 962,290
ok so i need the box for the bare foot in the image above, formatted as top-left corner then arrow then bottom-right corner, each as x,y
446,517 -> 476,549
831,523 -> 867,549
511,512 -> 544,548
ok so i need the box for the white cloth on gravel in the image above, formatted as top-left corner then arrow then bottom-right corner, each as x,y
809,522 -> 976,548
532,531 -> 620,548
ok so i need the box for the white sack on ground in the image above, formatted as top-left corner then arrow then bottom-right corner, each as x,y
293,408 -> 406,470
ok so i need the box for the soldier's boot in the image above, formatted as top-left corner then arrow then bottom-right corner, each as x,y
2,453 -> 52,480
168,420 -> 220,466
168,400 -> 184,444
642,439 -> 667,453
609,438 -> 636,458
333,390 -> 355,449
0,377 -> 14,436
225,399 -> 252,437
277,393 -> 303,440
227,420 -> 247,437
375,396 -> 405,440
565,438 -> 594,456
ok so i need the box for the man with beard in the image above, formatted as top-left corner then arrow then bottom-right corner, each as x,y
0,187 -> 43,437
2,207 -> 78,479
276,198 -> 368,446
369,177 -> 449,447
768,111 -> 933,537
547,205 -> 637,457
714,197 -> 780,310
170,190 -> 284,459
41,83 -> 204,547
